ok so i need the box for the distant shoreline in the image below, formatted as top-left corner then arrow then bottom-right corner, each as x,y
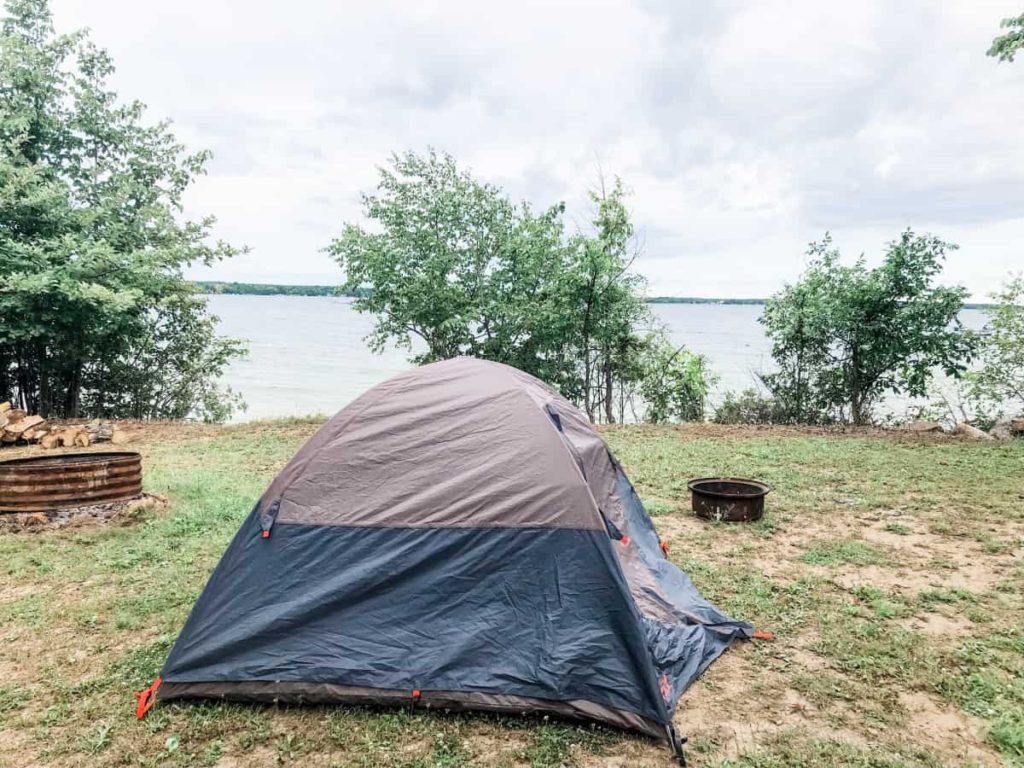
192,281 -> 767,304
192,281 -> 992,309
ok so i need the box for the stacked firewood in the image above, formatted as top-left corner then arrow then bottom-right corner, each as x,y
0,403 -> 130,449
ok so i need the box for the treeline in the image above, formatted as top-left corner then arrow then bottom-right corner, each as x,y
646,296 -> 765,305
193,281 -> 371,298
329,150 -> 1023,429
195,284 -> 769,304
3,0 -> 1021,427
195,281 -> 337,297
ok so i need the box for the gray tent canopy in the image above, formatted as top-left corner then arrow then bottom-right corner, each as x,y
139,357 -> 753,760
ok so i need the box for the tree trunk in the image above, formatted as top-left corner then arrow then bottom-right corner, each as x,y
849,346 -> 865,426
580,269 -> 598,422
15,350 -> 32,413
37,342 -> 51,418
603,361 -> 615,424
67,357 -> 83,418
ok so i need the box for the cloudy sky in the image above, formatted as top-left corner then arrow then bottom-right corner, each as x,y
50,0 -> 1024,298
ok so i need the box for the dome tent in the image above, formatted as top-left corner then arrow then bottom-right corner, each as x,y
138,357 -> 753,761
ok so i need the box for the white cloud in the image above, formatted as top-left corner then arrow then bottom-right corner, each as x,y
48,0 -> 1024,297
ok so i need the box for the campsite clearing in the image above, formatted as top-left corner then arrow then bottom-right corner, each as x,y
0,421 -> 1021,767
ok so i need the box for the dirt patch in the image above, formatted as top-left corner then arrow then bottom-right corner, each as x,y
899,611 -> 974,640
205,745 -> 277,767
818,519 -> 1014,595
674,643 -> 865,761
0,583 -> 37,604
828,564 -> 934,593
601,421 -> 967,444
861,522 -> 936,551
0,493 -> 167,533
827,558 -> 1008,595
899,692 -> 1000,766
781,642 -> 830,674
466,731 -> 530,766
0,721 -> 36,768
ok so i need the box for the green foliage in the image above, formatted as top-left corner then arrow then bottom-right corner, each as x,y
82,294 -> 247,421
638,333 -> 714,422
327,150 -> 711,423
0,0 -> 245,420
327,149 -> 564,365
759,231 -> 974,425
713,387 -> 788,425
988,12 -> 1024,62
967,275 -> 1024,423
988,708 -> 1024,760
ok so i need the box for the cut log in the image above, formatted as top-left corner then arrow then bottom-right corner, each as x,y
952,422 -> 995,441
0,401 -> 10,412
59,429 -> 83,448
6,408 -> 27,422
0,412 -> 7,430
903,420 -> 944,433
991,418 -> 1015,440
74,431 -> 91,448
4,414 -> 44,437
110,429 -> 136,445
39,433 -> 62,449
22,427 -> 45,441
85,419 -> 115,442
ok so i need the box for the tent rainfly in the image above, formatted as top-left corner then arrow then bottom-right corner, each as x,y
136,357 -> 759,762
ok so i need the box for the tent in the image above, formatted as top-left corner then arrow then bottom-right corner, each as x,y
138,357 -> 753,761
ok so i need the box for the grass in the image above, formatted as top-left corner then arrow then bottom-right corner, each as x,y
1,421 -> 1022,767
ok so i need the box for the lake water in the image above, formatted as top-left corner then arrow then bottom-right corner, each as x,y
207,295 -> 986,422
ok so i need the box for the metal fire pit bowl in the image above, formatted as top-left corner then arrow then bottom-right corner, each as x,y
0,452 -> 143,513
688,477 -> 770,523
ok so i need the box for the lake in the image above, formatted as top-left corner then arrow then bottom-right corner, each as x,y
206,295 -> 986,422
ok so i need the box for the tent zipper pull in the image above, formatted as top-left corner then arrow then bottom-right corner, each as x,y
259,500 -> 281,539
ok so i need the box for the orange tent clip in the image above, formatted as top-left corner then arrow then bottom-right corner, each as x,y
752,631 -> 775,641
135,676 -> 162,720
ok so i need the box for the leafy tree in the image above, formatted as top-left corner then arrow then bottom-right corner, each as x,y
328,150 -> 711,423
760,232 -> 974,425
554,177 -> 652,422
988,12 -> 1024,62
638,334 -> 714,423
968,275 -> 1024,419
0,0 -> 245,420
326,149 -> 566,367
81,293 -> 246,421
758,252 -> 839,424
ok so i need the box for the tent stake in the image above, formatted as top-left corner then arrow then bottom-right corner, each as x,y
666,725 -> 687,766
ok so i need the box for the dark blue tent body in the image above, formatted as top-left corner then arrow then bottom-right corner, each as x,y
149,358 -> 751,756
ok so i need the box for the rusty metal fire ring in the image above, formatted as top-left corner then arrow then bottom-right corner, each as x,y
0,452 -> 143,513
688,477 -> 770,523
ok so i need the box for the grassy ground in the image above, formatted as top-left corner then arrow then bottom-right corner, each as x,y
0,421 -> 1022,767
